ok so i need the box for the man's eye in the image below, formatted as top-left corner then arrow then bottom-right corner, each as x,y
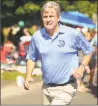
43,16 -> 47,18
50,16 -> 53,18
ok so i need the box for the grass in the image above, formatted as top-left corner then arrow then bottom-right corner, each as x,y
1,71 -> 42,81
1,71 -> 25,81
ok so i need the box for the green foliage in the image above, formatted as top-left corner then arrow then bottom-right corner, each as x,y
15,2 -> 41,15
24,2 -> 41,12
75,1 -> 90,12
57,1 -> 69,11
66,5 -> 77,11
15,6 -> 25,15
28,27 -> 35,35
2,0 -> 15,7
1,0 -> 97,20
74,1 -> 97,17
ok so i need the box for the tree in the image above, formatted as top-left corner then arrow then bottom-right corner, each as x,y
15,1 -> 41,15
74,1 -> 97,17
1,0 -> 97,17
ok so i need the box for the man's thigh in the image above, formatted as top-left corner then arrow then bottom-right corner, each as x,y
42,82 -> 77,105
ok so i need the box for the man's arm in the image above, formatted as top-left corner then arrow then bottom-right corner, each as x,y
81,53 -> 93,67
72,53 -> 93,79
24,60 -> 36,90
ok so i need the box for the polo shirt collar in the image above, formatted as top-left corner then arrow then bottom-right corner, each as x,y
43,24 -> 65,38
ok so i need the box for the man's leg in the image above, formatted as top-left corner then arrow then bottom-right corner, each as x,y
42,83 -> 51,105
51,82 -> 77,105
42,82 -> 77,105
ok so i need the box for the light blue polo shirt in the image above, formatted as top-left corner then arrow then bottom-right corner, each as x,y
26,24 -> 93,84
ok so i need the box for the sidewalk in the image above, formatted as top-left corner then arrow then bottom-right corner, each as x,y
1,80 -> 97,105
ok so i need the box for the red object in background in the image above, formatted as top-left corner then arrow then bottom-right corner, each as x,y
23,41 -> 30,46
0,47 -> 7,63
19,43 -> 26,57
0,46 -> 13,64
3,45 -> 13,54
19,41 -> 30,57
0,41 -> 15,64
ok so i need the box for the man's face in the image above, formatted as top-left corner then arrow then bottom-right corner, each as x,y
42,8 -> 59,31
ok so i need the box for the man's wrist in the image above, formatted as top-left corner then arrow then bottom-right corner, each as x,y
25,74 -> 32,79
80,64 -> 86,70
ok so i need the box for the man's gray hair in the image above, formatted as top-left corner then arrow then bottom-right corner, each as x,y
41,1 -> 61,17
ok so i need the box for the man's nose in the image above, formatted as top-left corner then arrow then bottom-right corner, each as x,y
46,17 -> 51,21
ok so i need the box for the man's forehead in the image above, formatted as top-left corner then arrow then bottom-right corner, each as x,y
43,8 -> 56,14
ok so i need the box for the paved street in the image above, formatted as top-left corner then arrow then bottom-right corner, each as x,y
1,80 -> 97,105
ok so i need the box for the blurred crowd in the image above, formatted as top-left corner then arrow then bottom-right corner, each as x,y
76,26 -> 97,92
0,22 -> 97,92
1,23 -> 41,69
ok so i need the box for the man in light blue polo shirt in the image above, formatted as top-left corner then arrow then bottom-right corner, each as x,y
24,1 -> 93,105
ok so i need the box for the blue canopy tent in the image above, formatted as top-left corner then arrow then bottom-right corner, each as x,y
60,11 -> 96,29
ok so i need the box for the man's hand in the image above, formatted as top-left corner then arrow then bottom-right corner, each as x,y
72,65 -> 85,79
24,76 -> 33,90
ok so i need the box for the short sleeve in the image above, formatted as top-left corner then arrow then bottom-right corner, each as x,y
26,36 -> 40,62
75,32 -> 94,55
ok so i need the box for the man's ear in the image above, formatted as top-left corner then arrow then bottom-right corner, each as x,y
58,16 -> 60,22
